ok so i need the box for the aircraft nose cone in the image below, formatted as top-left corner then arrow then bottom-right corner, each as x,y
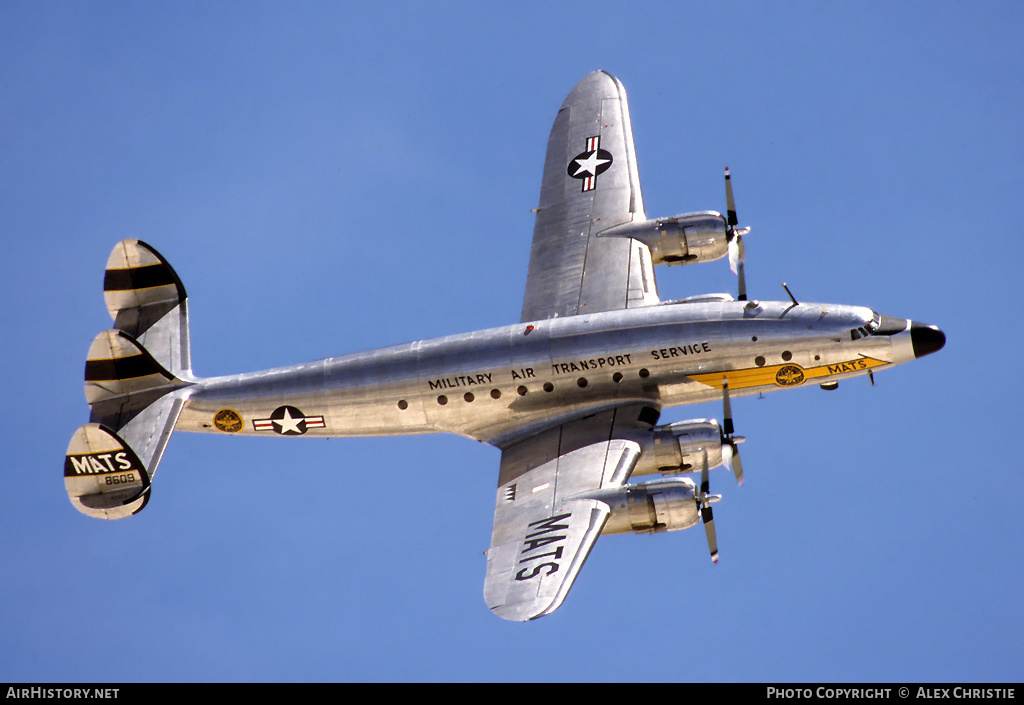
910,322 -> 945,358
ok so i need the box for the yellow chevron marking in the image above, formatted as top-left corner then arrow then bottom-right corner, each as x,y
690,356 -> 888,390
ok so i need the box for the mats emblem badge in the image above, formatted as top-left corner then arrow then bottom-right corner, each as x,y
213,409 -> 243,433
775,365 -> 805,387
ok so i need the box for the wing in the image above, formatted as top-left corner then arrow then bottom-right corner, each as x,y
484,404 -> 656,621
520,71 -> 659,323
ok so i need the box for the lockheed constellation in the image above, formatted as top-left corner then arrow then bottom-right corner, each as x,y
65,72 -> 944,621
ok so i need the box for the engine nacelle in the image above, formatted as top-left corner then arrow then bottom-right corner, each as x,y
598,478 -> 700,535
601,211 -> 728,266
632,419 -> 725,477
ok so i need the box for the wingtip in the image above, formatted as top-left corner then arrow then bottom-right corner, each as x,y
563,71 -> 623,106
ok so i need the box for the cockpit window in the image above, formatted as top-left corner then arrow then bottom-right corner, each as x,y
850,312 -> 882,340
852,311 -> 907,339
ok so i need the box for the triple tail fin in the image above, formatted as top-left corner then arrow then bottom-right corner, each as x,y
65,240 -> 193,519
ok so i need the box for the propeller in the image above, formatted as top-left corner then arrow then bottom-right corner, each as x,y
724,167 -> 751,301
698,463 -> 720,563
721,378 -> 745,485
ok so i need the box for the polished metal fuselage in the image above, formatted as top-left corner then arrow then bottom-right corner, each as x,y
177,298 -> 915,448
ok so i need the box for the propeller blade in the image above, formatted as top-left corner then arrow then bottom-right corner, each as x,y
724,168 -> 750,301
729,445 -> 745,486
699,464 -> 718,563
722,443 -> 744,486
728,234 -> 745,274
703,505 -> 718,564
721,378 -> 744,485
736,259 -> 747,302
722,378 -> 734,436
725,166 -> 738,228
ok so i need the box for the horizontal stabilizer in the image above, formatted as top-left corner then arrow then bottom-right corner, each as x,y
65,387 -> 186,519
84,329 -> 188,428
104,239 -> 191,377
64,424 -> 151,519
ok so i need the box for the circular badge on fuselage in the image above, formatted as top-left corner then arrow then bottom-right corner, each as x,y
213,408 -> 243,433
774,365 -> 805,386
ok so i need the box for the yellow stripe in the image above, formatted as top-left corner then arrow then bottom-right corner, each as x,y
690,356 -> 887,390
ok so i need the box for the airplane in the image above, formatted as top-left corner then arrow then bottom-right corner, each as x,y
64,71 -> 945,621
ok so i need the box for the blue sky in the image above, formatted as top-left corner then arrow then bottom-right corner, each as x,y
3,1 -> 1022,682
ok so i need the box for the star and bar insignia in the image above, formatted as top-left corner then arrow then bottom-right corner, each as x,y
253,405 -> 326,435
567,136 -> 613,192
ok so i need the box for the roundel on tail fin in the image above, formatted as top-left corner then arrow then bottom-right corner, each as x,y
64,424 -> 151,519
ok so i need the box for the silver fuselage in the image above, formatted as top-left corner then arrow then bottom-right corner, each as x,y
178,299 -> 915,450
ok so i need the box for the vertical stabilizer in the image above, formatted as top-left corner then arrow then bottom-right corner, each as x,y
66,240 -> 194,519
103,239 -> 191,378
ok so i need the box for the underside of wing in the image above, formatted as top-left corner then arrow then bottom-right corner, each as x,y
520,71 -> 659,322
483,404 -> 658,621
